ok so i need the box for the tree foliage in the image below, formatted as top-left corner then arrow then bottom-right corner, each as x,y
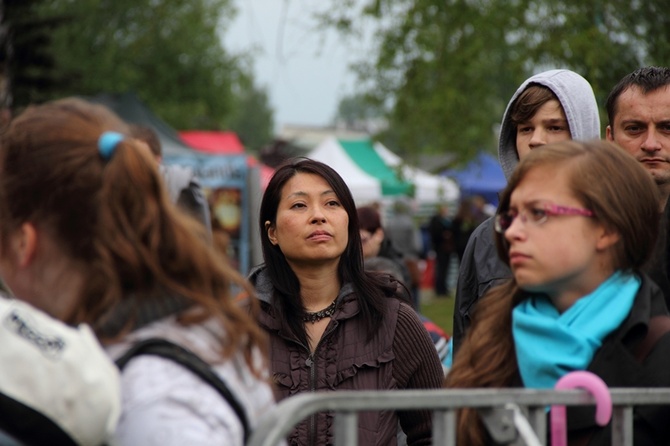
335,93 -> 386,132
323,0 -> 670,164
226,65 -> 274,152
5,0 -> 273,149
0,0 -> 72,111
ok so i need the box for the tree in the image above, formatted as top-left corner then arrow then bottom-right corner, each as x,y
0,0 -> 71,115
26,0 -> 273,142
334,93 -> 387,133
227,63 -> 274,152
318,0 -> 670,163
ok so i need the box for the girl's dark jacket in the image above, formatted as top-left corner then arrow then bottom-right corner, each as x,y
476,275 -> 670,445
567,274 -> 670,446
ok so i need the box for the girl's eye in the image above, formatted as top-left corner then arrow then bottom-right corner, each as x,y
326,200 -> 341,207
501,212 -> 515,227
518,126 -> 532,134
529,207 -> 547,221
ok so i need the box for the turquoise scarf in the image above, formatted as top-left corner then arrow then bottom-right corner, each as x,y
512,271 -> 640,389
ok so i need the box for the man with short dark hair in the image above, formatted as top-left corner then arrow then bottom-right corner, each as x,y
605,66 -> 670,304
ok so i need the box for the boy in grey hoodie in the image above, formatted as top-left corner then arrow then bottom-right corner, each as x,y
451,70 -> 600,357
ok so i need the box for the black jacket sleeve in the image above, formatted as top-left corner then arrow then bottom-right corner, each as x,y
452,217 -> 511,356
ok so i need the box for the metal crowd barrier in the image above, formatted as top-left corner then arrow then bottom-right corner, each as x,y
247,388 -> 670,446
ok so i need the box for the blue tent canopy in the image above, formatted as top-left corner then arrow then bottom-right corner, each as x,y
443,153 -> 506,206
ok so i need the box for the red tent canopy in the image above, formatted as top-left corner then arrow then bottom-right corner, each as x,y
180,130 -> 274,189
249,156 -> 275,190
179,131 -> 245,155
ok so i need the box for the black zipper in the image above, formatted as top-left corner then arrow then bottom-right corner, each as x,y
306,353 -> 317,445
305,320 -> 338,446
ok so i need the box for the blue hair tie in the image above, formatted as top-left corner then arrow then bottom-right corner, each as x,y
98,131 -> 124,160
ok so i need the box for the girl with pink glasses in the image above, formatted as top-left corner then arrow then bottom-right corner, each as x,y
445,140 -> 670,446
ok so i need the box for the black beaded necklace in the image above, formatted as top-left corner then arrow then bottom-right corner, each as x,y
303,300 -> 338,324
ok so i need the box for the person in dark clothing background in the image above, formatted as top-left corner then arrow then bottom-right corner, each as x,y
452,196 -> 489,263
357,205 -> 416,307
428,204 -> 456,298
385,199 -> 424,305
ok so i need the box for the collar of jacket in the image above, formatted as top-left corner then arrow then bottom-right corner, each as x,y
249,265 -> 360,331
565,273 -> 666,433
612,273 -> 665,346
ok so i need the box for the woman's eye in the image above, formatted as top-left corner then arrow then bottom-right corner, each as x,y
529,207 -> 547,221
290,202 -> 306,209
326,200 -> 341,207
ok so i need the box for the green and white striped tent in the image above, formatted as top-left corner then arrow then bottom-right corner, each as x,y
307,137 -> 458,206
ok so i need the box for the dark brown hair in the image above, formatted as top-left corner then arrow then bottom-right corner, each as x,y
357,205 -> 382,233
510,84 -> 562,128
495,139 -> 659,272
259,158 -> 396,346
129,123 -> 162,157
606,66 -> 670,128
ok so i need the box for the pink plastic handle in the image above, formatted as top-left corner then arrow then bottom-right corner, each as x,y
550,371 -> 612,446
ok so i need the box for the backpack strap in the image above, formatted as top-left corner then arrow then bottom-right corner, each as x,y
634,315 -> 670,362
115,338 -> 250,443
0,393 -> 78,446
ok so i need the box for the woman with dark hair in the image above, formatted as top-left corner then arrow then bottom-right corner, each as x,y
445,140 -> 670,445
249,158 -> 443,445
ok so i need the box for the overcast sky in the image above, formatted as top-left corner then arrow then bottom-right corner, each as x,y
223,0 -> 369,131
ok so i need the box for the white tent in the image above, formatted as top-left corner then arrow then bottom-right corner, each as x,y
373,142 -> 460,204
307,137 -> 383,204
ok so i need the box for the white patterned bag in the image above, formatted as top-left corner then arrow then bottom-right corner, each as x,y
0,297 -> 121,445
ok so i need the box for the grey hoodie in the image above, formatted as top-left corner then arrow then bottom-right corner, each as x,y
452,70 -> 600,356
498,69 -> 601,179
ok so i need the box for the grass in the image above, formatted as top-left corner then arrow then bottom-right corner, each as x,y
419,290 -> 455,336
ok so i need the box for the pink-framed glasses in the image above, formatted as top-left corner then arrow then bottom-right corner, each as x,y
494,202 -> 594,233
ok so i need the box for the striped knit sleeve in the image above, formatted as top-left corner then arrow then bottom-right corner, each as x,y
393,302 -> 444,446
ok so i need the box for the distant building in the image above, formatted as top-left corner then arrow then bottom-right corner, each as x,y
278,124 -> 371,151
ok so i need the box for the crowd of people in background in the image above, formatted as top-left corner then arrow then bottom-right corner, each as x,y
0,66 -> 669,445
